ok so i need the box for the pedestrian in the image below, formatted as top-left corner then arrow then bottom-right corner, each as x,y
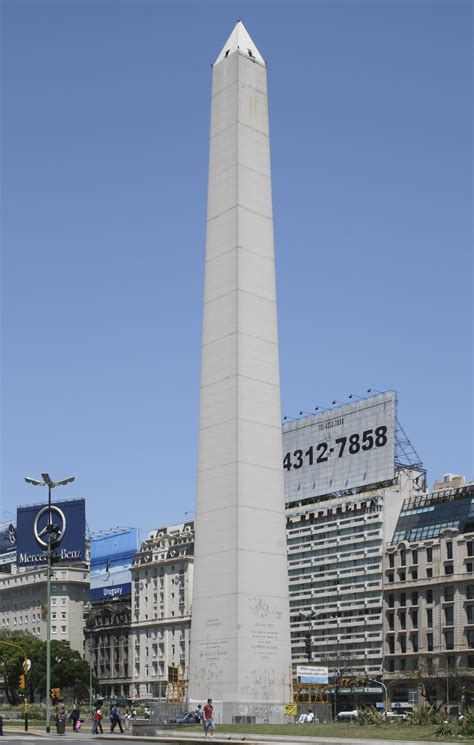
202,698 -> 215,740
144,706 -> 151,720
92,706 -> 103,735
194,704 -> 202,723
70,705 -> 80,732
109,704 -> 124,733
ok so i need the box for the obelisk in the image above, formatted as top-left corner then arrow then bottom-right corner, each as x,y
189,22 -> 291,723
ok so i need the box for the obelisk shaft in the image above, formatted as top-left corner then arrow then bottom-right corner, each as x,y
189,23 -> 291,723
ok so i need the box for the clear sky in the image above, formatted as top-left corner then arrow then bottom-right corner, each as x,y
1,1 -> 472,537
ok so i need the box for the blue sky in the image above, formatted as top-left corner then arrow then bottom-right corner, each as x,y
2,1 -> 472,536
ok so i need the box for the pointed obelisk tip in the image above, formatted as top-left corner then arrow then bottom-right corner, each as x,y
214,20 -> 266,67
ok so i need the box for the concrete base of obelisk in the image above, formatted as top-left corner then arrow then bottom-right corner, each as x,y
188,699 -> 286,725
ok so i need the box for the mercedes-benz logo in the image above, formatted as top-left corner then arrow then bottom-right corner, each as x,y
34,505 -> 67,548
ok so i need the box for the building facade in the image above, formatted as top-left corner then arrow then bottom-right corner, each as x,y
130,522 -> 194,700
383,476 -> 474,706
0,563 -> 89,654
286,467 -> 423,680
84,598 -> 132,699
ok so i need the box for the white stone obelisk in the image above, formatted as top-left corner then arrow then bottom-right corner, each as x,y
189,22 -> 291,723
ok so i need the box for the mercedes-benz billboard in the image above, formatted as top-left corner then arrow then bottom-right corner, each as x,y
16,498 -> 86,566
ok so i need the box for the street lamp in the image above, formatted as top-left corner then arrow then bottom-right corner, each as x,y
24,472 -> 75,732
299,611 -> 316,663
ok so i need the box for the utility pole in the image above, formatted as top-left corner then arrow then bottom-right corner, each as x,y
25,473 -> 74,732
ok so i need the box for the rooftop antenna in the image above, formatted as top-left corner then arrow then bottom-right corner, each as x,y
348,393 -> 370,401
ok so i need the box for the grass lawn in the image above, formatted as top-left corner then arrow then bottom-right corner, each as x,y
166,722 -> 474,741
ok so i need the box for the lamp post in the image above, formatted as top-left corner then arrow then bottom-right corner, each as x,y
24,472 -> 75,733
300,611 -> 316,663
434,652 -> 450,714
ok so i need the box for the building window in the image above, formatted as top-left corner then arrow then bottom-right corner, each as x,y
467,606 -> 474,624
445,630 -> 454,650
426,547 -> 433,563
445,587 -> 454,601
445,564 -> 454,576
389,554 -> 395,568
445,606 -> 454,625
388,637 -> 394,654
388,659 -> 395,672
468,655 -> 474,668
52,626 -> 57,634
400,635 -> 407,653
388,573 -> 394,583
427,567 -> 433,578
412,634 -> 418,653
399,570 -> 406,581
388,594 -> 395,608
467,542 -> 474,557
400,549 -> 406,566
412,549 -> 418,565
400,658 -> 406,671
400,593 -> 406,606
427,633 -> 433,651
427,608 -> 433,628
467,585 -> 474,599
388,613 -> 394,631
61,626 -> 66,633
412,591 -> 418,605
447,542 -> 453,560
412,610 -> 418,628
400,611 -> 406,630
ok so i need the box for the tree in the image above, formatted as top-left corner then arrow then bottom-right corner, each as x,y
0,631 -> 96,704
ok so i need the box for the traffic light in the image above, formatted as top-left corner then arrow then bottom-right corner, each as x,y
304,632 -> 312,662
18,674 -> 26,690
360,673 -> 367,686
50,688 -> 61,702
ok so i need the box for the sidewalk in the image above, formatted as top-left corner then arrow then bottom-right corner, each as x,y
1,726 -> 452,745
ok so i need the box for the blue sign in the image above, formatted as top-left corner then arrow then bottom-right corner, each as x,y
16,499 -> 85,566
90,528 -> 138,601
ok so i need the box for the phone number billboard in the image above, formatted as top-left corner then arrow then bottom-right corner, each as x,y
283,392 -> 395,500
90,528 -> 138,601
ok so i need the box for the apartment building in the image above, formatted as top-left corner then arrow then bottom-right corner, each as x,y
286,467 -> 422,679
383,475 -> 474,705
0,563 -> 89,653
130,521 -> 194,700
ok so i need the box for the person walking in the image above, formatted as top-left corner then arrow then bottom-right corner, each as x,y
70,705 -> 80,732
92,706 -> 103,735
109,704 -> 124,733
202,698 -> 215,740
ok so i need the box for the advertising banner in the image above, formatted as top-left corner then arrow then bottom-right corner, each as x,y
283,392 -> 396,501
16,499 -> 85,566
0,521 -> 17,566
296,665 -> 329,684
90,528 -> 138,601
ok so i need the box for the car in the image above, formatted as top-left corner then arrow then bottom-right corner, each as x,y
336,710 -> 358,721
385,711 -> 407,721
167,712 -> 197,725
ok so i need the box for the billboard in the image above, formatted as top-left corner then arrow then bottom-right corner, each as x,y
90,528 -> 138,601
16,498 -> 86,566
0,521 -> 17,566
283,392 -> 395,501
297,665 -> 329,684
